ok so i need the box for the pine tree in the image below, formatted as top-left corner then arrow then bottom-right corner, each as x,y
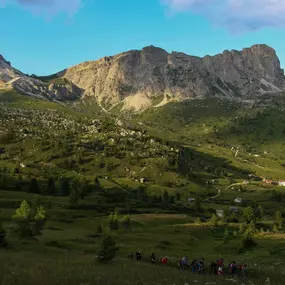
68,190 -> 80,208
275,209 -> 283,230
97,233 -> 118,263
195,217 -> 201,225
0,174 -> 7,190
108,212 -> 119,231
0,222 -> 7,247
273,224 -> 279,233
194,197 -> 201,213
247,220 -> 256,234
97,222 -> 103,234
239,222 -> 247,234
223,229 -> 230,243
47,177 -> 56,195
122,214 -> 131,230
209,214 -> 218,227
175,192 -> 181,201
242,230 -> 256,249
29,178 -> 40,194
94,176 -> 100,190
60,178 -> 70,196
256,205 -> 265,221
243,206 -> 255,223
33,205 -> 47,237
163,190 -> 169,203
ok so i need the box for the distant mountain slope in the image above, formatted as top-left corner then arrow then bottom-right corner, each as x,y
1,44 -> 285,111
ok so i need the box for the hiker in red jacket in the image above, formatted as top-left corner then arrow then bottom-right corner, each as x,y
216,258 -> 224,276
161,256 -> 168,265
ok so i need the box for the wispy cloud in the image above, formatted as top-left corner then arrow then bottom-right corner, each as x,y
0,0 -> 84,17
161,0 -> 285,32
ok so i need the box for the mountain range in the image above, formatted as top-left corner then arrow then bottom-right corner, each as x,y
1,44 -> 284,111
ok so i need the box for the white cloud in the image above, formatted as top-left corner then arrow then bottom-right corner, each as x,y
0,0 -> 84,17
162,0 -> 285,31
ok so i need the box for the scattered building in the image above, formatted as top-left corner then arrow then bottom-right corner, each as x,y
188,198 -> 196,203
20,162 -> 26,168
263,178 -> 272,184
229,206 -> 238,213
234,197 -> 243,204
216,210 -> 224,218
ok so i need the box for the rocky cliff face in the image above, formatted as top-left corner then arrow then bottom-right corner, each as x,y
61,44 -> 285,110
0,55 -> 82,101
0,54 -> 23,83
1,44 -> 284,110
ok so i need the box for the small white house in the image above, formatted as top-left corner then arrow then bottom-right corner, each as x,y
229,206 -> 238,213
188,198 -> 196,203
234,197 -> 243,204
279,181 -> 285,187
216,210 -> 224,218
20,162 -> 26,168
140,178 -> 146,184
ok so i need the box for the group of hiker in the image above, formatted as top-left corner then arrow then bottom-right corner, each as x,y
128,252 -> 247,278
210,258 -> 247,278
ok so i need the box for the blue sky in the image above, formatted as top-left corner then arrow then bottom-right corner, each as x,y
1,0 -> 285,75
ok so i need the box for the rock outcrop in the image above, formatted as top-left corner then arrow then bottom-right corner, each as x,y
0,55 -> 82,101
0,54 -> 23,82
61,44 -> 285,110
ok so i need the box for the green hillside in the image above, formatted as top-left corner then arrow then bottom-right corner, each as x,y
2,90 -> 285,284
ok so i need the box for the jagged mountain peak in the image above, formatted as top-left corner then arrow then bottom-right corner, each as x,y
0,54 -> 11,67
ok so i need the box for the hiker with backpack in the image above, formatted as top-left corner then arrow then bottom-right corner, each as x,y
240,264 -> 247,280
136,251 -> 142,261
161,256 -> 168,265
150,252 -> 156,265
229,261 -> 237,277
216,258 -> 224,276
197,259 -> 205,273
191,260 -> 198,272
180,256 -> 189,270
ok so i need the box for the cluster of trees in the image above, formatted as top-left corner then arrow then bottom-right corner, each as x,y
0,200 -> 47,247
96,211 -> 132,263
107,211 -> 131,231
239,205 -> 284,249
0,169 -> 101,199
12,200 -> 46,239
